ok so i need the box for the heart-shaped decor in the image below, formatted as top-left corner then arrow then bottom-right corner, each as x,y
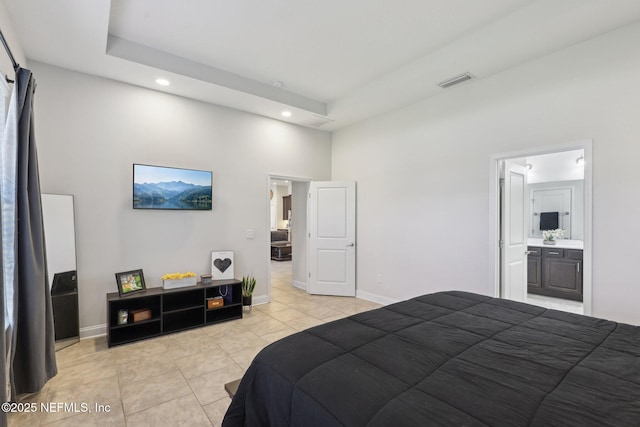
214,258 -> 232,273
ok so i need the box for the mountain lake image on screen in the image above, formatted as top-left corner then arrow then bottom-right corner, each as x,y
133,164 -> 212,210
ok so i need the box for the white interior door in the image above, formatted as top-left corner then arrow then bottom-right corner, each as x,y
308,181 -> 356,296
531,188 -> 572,238
501,162 -> 528,302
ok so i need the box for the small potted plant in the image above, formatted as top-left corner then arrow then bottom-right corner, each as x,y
241,275 -> 256,309
542,228 -> 565,245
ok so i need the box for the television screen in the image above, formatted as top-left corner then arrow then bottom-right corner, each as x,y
133,164 -> 212,210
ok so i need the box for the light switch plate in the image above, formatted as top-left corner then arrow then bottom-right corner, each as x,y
246,229 -> 255,239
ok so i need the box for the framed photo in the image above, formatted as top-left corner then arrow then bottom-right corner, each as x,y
115,269 -> 146,297
211,251 -> 234,280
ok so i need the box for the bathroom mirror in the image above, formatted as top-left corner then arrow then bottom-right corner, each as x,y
525,150 -> 584,240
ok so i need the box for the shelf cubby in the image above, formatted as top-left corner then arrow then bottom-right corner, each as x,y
206,305 -> 243,325
108,320 -> 162,347
163,306 -> 204,333
163,288 -> 203,312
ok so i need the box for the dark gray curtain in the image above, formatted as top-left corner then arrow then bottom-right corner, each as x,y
9,68 -> 57,398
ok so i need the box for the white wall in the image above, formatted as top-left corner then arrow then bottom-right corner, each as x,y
32,62 -> 331,334
332,21 -> 640,325
0,2 -> 26,81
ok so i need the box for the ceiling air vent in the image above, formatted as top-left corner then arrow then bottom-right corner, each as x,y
438,72 -> 474,89
299,114 -> 335,128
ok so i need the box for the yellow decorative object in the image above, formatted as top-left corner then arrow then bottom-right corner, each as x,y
161,272 -> 197,280
162,272 -> 198,290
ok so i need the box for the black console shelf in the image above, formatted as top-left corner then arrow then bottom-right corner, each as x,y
107,279 -> 242,347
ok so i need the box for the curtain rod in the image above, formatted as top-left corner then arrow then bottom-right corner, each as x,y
0,27 -> 19,83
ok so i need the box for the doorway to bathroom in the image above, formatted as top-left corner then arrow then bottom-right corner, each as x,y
490,141 -> 592,316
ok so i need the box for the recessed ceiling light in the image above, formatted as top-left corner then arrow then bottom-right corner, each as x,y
155,78 -> 170,86
281,110 -> 292,118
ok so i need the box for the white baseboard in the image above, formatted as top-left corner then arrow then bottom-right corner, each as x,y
356,290 -> 398,306
252,294 -> 270,306
80,324 -> 107,340
292,280 -> 306,291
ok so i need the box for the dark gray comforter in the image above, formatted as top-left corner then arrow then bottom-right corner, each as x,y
223,291 -> 640,426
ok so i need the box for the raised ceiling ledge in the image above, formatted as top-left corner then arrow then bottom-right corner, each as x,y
106,35 -> 327,116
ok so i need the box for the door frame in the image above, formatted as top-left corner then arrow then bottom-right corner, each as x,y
489,139 -> 593,315
266,174 -> 312,303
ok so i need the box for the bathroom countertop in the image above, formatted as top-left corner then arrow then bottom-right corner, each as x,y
527,238 -> 583,250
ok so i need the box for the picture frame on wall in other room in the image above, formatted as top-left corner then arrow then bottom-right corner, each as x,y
115,269 -> 146,297
211,251 -> 234,280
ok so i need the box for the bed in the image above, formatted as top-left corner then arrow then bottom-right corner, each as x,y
222,291 -> 640,426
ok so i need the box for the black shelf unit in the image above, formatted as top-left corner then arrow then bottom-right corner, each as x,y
107,279 -> 242,347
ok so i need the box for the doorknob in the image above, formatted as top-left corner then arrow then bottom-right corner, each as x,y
347,243 -> 355,247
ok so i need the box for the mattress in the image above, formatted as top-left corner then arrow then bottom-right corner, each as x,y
223,291 -> 640,426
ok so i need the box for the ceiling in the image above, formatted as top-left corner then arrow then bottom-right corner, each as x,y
526,150 -> 584,172
5,0 -> 640,131
526,149 -> 584,180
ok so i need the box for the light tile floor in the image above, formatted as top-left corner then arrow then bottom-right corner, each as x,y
9,261 -> 380,426
525,293 -> 584,315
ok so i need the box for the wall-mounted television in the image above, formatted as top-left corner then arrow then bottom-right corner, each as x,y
133,164 -> 212,210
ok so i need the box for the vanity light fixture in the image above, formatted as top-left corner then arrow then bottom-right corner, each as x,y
576,155 -> 585,166
281,110 -> 292,118
155,78 -> 170,86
